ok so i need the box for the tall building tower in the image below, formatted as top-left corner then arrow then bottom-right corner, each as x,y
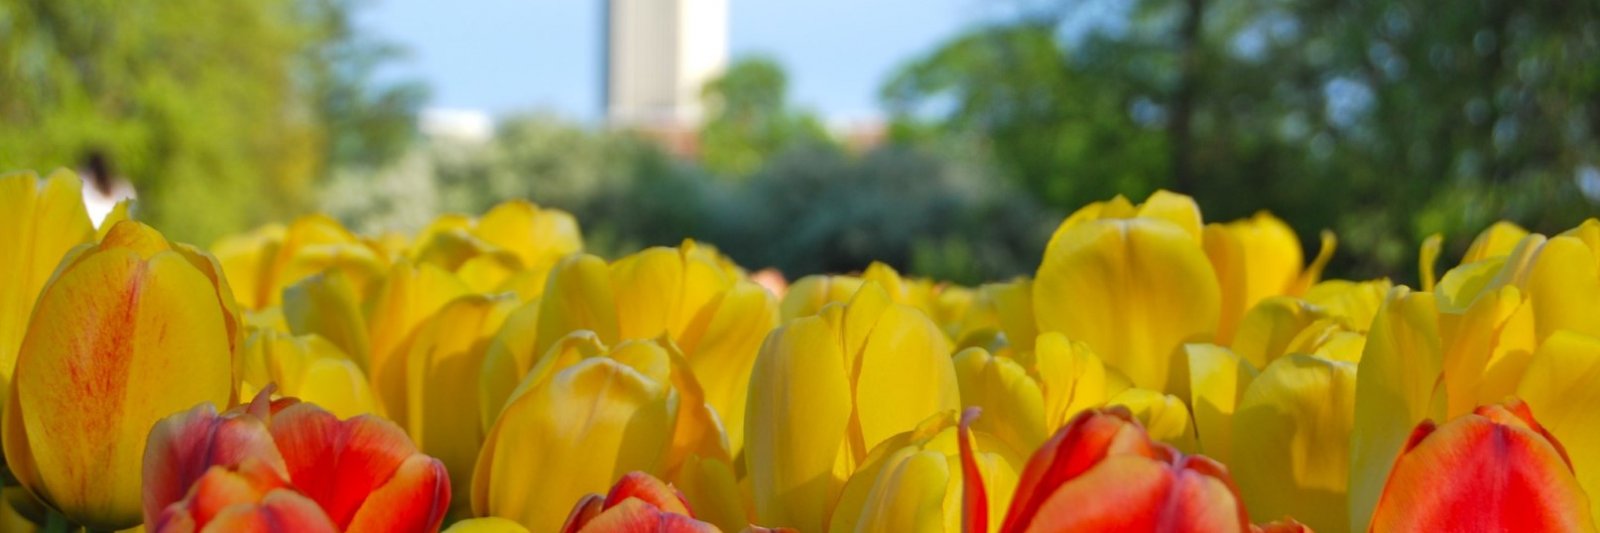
604,0 -> 728,132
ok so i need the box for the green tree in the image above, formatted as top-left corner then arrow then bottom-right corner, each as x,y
0,0 -> 422,244
698,56 -> 831,178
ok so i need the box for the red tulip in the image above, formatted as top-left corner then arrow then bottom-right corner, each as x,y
143,390 -> 450,533
149,460 -> 337,533
1367,399 -> 1594,532
962,407 -> 1253,533
559,471 -> 717,533
267,400 -> 451,532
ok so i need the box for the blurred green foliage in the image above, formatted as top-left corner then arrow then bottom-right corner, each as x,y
0,0 -> 422,245
885,0 -> 1600,282
698,57 -> 832,178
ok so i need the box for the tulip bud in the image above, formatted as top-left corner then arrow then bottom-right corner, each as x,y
0,170 -> 96,415
1033,190 -> 1219,397
238,330 -> 381,420
744,282 -> 959,531
558,472 -> 717,533
3,220 -> 239,529
828,409 -> 1021,533
149,461 -> 338,533
473,334 -> 731,531
963,407 -> 1252,533
1368,399 -> 1594,531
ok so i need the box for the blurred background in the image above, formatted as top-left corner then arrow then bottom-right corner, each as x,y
4,0 -> 1599,285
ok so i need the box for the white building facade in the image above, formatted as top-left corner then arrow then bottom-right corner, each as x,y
605,0 -> 728,129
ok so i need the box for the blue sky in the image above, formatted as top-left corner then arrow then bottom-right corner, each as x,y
360,0 -> 997,124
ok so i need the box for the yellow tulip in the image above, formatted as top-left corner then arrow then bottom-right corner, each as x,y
0,170 -> 96,430
1185,343 -> 1257,465
1203,211 -> 1335,344
1516,330 -> 1600,520
3,221 -> 239,529
403,293 -> 516,517
949,279 -> 1036,353
953,347 -> 1047,458
443,517 -> 531,533
827,410 -> 1022,533
210,223 -> 286,311
237,330 -> 380,419
1034,190 -> 1219,397
222,215 -> 387,310
477,299 -> 542,432
472,334 -> 732,531
745,282 -> 960,531
360,259 -> 470,421
1347,286 -> 1443,529
781,262 -> 962,335
1106,387 -> 1198,454
1232,354 -> 1357,532
520,245 -> 776,455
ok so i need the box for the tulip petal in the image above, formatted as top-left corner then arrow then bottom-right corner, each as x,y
1232,354 -> 1356,532
954,348 -> 1047,458
1515,330 -> 1600,520
1034,216 -> 1219,396
744,317 -> 854,532
447,517 -> 534,533
1032,333 -> 1112,431
535,255 -> 620,359
366,260 -> 470,425
1526,236 -> 1600,343
345,454 -> 451,533
1347,287 -> 1443,529
1368,401 -> 1594,532
852,302 -> 962,460
0,171 -> 94,404
142,403 -> 287,525
197,489 -> 340,533
1186,343 -> 1257,465
674,280 -> 777,455
268,403 -> 422,529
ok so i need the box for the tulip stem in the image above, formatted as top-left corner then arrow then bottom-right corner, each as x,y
42,511 -> 72,533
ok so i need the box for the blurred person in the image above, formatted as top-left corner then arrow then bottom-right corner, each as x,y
79,150 -> 135,227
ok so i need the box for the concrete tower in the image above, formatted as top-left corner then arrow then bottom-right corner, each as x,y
604,0 -> 728,130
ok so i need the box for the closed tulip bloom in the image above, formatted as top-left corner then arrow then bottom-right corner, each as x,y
3,220 -> 240,530
515,245 -> 776,456
1368,400 -> 1594,531
1203,212 -> 1335,344
150,461 -> 338,533
745,281 -> 960,531
267,400 -> 452,532
828,409 -> 1021,533
1033,190 -> 1219,397
963,407 -> 1252,533
143,392 -> 288,525
560,472 -> 717,533
474,334 -> 731,531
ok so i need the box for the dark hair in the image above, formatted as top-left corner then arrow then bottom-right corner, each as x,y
82,149 -> 113,195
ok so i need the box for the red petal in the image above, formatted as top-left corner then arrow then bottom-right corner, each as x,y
344,454 -> 451,533
268,403 -> 420,529
570,499 -> 718,533
959,407 -> 989,533
1001,407 -> 1157,532
1369,401 -> 1593,531
143,403 -> 285,525
561,494 -> 606,533
604,472 -> 693,517
198,489 -> 339,533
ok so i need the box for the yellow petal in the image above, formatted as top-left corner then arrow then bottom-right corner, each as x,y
1303,278 -> 1390,332
1031,332 -> 1112,431
1232,354 -> 1356,532
744,317 -> 854,532
953,348 -> 1046,457
852,301 -> 961,457
404,294 -> 515,517
1230,296 -> 1323,370
674,280 -> 777,455
1525,235 -> 1600,343
1034,216 -> 1219,396
210,224 -> 285,311
1134,189 -> 1204,241
442,517 -> 531,533
1347,287 -> 1444,530
0,171 -> 95,420
1515,330 -> 1600,520
282,271 -> 370,371
472,200 -> 583,274
534,255 -> 619,359
473,354 -> 674,531
366,260 -> 470,424
1438,285 -> 1531,418
1186,343 -> 1257,465
1107,388 -> 1197,454
478,300 -> 542,431
1463,221 -> 1530,263
8,245 -> 232,529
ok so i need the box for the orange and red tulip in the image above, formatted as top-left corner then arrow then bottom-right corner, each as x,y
559,471 -> 716,533
1366,399 -> 1594,532
148,460 -> 337,533
962,407 -> 1253,533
